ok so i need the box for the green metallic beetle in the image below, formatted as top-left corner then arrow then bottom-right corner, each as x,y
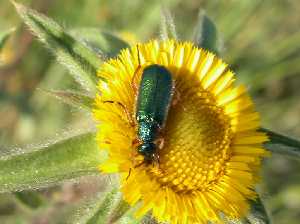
135,64 -> 174,164
103,50 -> 175,166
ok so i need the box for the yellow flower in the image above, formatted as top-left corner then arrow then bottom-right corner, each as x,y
93,39 -> 269,224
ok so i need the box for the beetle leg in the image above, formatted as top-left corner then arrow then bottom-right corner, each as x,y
153,153 -> 160,168
172,88 -> 180,106
130,138 -> 144,166
155,137 -> 165,150
102,100 -> 135,127
132,153 -> 160,169
172,89 -> 186,111
126,139 -> 143,180
132,138 -> 140,147
126,168 -> 132,180
135,161 -> 144,168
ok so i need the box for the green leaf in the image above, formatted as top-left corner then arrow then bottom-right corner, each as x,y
115,208 -> 144,224
68,186 -> 133,224
193,10 -> 218,54
0,28 -> 15,51
107,197 -> 131,223
160,6 -> 178,40
14,191 -> 46,209
247,197 -> 272,224
67,182 -> 144,224
0,132 -> 105,193
11,1 -> 102,94
262,128 -> 300,160
85,188 -> 121,224
223,197 -> 271,224
70,28 -> 130,58
42,89 -> 94,110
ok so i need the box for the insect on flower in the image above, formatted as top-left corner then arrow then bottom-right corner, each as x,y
104,46 -> 175,167
94,40 -> 269,224
135,63 -> 174,165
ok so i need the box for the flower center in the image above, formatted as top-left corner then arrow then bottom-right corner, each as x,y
147,82 -> 233,193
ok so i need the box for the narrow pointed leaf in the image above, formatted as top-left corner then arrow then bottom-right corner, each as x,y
12,1 -> 102,94
69,187 -> 129,224
224,218 -> 250,224
247,197 -> 272,224
14,191 -> 46,209
107,197 -> 131,223
0,28 -> 15,51
85,188 -> 121,224
115,208 -> 144,224
223,197 -> 271,224
70,28 -> 130,58
0,132 -> 104,193
193,10 -> 218,54
262,128 -> 300,159
160,6 -> 177,40
42,89 -> 94,110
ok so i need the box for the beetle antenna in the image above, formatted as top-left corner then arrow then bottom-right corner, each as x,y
137,44 -> 141,66
131,44 -> 142,93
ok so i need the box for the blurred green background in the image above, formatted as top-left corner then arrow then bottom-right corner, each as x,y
0,0 -> 300,223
